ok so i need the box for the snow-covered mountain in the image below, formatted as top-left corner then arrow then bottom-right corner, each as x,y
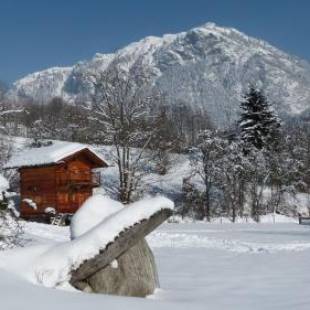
9,67 -> 72,103
8,23 -> 310,125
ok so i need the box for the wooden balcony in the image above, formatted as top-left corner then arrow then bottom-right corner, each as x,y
56,171 -> 101,188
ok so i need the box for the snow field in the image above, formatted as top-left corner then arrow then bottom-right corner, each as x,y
1,221 -> 310,309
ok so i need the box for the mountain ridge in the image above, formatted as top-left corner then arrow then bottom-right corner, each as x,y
7,22 -> 310,126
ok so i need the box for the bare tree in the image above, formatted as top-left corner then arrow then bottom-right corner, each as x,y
189,130 -> 227,221
89,61 -> 160,203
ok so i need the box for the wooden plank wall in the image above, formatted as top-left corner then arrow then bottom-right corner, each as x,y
20,166 -> 57,216
56,157 -> 93,213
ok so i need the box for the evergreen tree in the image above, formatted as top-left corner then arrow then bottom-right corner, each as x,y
239,86 -> 281,152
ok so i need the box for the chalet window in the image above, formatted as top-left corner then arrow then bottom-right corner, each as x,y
27,185 -> 39,192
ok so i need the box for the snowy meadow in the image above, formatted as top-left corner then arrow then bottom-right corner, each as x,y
1,220 -> 310,310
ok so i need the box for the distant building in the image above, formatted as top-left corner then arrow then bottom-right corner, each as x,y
4,142 -> 108,222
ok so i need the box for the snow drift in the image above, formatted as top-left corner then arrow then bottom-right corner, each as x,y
1,195 -> 174,288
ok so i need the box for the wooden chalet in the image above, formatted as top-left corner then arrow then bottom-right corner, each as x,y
4,142 -> 108,221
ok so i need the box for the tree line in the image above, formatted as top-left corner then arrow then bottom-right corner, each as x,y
182,87 -> 310,221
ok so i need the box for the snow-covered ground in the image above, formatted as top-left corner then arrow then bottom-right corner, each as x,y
1,221 -> 310,309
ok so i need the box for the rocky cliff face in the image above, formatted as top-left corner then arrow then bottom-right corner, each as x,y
8,23 -> 310,126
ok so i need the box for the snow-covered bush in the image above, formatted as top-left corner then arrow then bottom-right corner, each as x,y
0,209 -> 23,250
0,174 -> 23,250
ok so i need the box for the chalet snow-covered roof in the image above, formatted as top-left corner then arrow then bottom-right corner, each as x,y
4,141 -> 109,169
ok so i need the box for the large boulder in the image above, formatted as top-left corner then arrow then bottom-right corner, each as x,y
68,195 -> 173,297
80,238 -> 159,297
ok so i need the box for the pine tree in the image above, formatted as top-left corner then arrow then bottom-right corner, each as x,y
239,86 -> 281,152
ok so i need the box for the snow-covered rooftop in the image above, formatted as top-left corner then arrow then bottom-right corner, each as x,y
4,141 -> 108,169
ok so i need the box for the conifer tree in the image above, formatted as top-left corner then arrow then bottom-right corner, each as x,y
239,86 -> 281,152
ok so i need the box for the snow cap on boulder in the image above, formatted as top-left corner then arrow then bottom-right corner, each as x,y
70,195 -> 124,239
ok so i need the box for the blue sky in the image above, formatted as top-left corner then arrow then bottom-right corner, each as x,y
0,0 -> 309,83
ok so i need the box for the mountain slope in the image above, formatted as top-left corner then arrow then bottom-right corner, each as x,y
8,23 -> 310,125
9,67 -> 72,102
